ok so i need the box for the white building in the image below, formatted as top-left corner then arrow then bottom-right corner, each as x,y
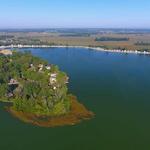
45,65 -> 51,70
49,73 -> 57,85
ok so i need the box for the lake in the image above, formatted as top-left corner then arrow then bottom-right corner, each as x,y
1,47 -> 150,150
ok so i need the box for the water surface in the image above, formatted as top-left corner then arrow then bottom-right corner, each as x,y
1,48 -> 150,150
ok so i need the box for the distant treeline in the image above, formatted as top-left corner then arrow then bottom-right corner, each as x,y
59,33 -> 90,37
0,35 -> 14,40
95,37 -> 129,42
0,38 -> 52,46
135,41 -> 150,46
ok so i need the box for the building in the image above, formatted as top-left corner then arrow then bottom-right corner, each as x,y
38,64 -> 44,71
66,77 -> 69,84
49,73 -> 57,85
8,79 -> 19,85
45,65 -> 51,70
51,73 -> 57,78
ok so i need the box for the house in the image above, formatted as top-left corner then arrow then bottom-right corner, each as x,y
8,79 -> 19,85
49,77 -> 57,85
0,49 -> 12,55
38,64 -> 44,71
65,77 -> 69,84
45,65 -> 51,70
51,73 -> 57,78
49,73 -> 57,85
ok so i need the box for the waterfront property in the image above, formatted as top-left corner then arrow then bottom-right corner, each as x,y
0,50 -> 93,128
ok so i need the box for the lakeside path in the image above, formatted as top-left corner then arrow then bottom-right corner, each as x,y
0,45 -> 150,55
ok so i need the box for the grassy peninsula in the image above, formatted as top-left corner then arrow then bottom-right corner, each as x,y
0,50 -> 93,127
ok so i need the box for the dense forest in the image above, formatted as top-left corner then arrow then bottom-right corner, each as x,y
0,51 -> 70,116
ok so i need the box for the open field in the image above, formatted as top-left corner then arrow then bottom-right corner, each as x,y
1,29 -> 150,51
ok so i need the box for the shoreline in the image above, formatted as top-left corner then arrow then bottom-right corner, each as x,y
0,45 -> 150,55
6,95 -> 94,128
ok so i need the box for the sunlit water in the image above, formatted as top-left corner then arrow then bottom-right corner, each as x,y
1,47 -> 150,150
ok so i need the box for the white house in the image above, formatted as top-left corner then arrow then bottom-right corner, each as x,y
51,73 -> 57,78
49,73 -> 57,85
49,77 -> 57,85
45,65 -> 51,70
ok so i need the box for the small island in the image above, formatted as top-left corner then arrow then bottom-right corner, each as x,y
0,50 -> 94,127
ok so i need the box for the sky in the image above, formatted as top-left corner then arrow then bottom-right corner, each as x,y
0,0 -> 150,28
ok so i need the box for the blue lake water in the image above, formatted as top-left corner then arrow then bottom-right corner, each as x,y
0,47 -> 150,150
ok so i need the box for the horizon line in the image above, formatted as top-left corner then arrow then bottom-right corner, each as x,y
0,27 -> 150,30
